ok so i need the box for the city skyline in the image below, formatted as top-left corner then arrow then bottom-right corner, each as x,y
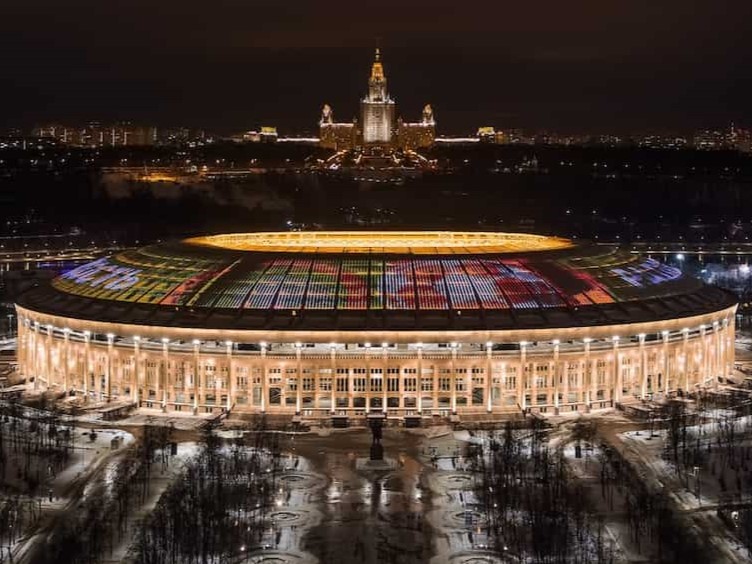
2,0 -> 752,133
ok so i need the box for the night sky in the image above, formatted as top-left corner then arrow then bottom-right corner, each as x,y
2,0 -> 752,134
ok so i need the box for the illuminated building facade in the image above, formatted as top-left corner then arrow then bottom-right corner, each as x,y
319,50 -> 435,151
319,105 -> 358,151
360,48 -> 395,144
396,105 -> 436,150
16,232 -> 736,421
34,122 -> 157,147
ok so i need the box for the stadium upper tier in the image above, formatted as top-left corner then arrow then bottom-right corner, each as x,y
185,231 -> 574,254
20,231 -> 733,331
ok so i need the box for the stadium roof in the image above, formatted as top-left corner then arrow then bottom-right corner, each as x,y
17,232 -> 736,332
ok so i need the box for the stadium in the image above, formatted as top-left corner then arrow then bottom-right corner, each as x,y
14,231 -> 737,422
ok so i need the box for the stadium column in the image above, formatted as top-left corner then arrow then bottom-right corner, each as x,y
397,356 -> 404,412
106,334 -> 114,401
661,331 -> 670,394
590,344 -> 599,407
707,324 -> 715,387
29,322 -> 37,389
21,319 -> 28,368
713,319 -> 728,388
382,346 -> 388,414
708,324 -> 715,385
133,337 -> 141,405
433,347 -> 441,415
25,320 -> 31,375
23,319 -> 34,377
226,341 -> 234,412
348,363 -> 354,414
62,328 -> 70,393
531,358 -> 538,412
590,341 -> 599,407
25,320 -> 32,375
699,326 -> 708,388
583,338 -> 591,410
713,322 -> 720,384
450,345 -> 457,413
15,318 -> 24,373
364,345 -> 371,415
45,325 -> 52,390
714,321 -> 722,388
518,342 -> 526,412
682,328 -> 690,392
83,331 -> 91,399
24,320 -> 30,371
552,340 -> 560,415
485,344 -> 493,414
613,337 -> 622,405
14,318 -> 20,373
329,345 -> 336,414
24,323 -> 34,378
160,339 -> 168,412
638,334 -> 647,399
465,361 -> 472,411
295,344 -> 302,414
260,344 -> 269,414
417,345 -> 424,413
192,340 -> 200,414
314,350 -> 320,411
723,317 -> 733,383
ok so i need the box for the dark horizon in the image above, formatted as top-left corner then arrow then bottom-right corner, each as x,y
2,0 -> 752,135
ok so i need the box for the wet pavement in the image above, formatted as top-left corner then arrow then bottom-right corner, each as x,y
242,427 -> 501,564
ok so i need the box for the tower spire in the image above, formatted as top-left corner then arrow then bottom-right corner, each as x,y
370,47 -> 385,82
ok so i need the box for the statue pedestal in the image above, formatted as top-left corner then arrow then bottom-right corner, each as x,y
370,442 -> 384,461
356,456 -> 393,473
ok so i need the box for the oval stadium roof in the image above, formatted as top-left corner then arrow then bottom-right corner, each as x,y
17,231 -> 736,332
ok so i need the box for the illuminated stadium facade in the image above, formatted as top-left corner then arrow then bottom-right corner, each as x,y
15,232 -> 737,420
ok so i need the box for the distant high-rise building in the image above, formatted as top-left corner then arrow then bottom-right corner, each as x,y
33,122 -> 157,147
693,128 -> 733,150
360,48 -> 396,144
477,126 -> 496,142
730,123 -> 752,153
319,48 -> 434,151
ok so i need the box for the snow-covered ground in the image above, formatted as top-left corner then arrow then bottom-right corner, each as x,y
1,417 -> 135,562
104,441 -> 201,563
617,419 -> 752,562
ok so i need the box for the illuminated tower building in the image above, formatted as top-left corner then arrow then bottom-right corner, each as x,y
360,48 -> 395,145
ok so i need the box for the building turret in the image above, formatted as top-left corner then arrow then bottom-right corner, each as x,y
320,104 -> 334,125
